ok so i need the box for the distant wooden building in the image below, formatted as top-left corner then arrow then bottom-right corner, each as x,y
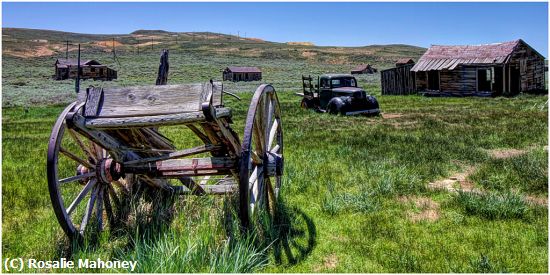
54,59 -> 117,81
411,39 -> 546,96
351,64 -> 377,74
395,58 -> 415,67
381,60 -> 416,95
222,66 -> 262,82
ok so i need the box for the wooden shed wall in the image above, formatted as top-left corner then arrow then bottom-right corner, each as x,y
509,42 -> 546,92
439,66 -> 477,92
381,64 -> 415,95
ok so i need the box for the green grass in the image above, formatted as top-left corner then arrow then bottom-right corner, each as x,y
2,27 -> 548,273
2,92 -> 548,273
470,149 -> 548,194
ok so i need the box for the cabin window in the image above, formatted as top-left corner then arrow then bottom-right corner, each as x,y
90,68 -> 96,72
427,71 -> 440,90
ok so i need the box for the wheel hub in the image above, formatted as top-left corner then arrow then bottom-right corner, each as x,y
96,158 -> 124,184
265,152 -> 283,177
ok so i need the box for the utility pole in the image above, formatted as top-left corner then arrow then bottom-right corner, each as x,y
75,44 -> 81,94
65,40 -> 69,59
151,38 -> 154,51
112,38 -> 116,60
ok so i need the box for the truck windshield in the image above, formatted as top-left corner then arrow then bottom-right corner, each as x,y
331,78 -> 356,88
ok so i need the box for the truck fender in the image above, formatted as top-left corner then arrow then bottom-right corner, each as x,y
327,97 -> 348,115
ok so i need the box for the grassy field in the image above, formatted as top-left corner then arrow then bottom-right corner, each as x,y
2,28 -> 548,273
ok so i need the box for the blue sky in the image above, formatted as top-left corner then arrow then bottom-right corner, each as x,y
3,2 -> 548,56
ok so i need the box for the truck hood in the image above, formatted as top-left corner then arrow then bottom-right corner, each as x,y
332,87 -> 364,93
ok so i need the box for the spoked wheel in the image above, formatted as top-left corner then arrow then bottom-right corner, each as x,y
47,102 -> 130,241
239,84 -> 284,229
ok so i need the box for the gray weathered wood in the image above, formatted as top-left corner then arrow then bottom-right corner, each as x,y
84,108 -> 231,129
84,87 -> 103,116
90,83 -> 222,118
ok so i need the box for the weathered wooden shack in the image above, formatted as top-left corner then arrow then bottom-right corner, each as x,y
351,64 -> 377,74
381,61 -> 416,95
222,67 -> 262,82
411,39 -> 546,96
395,58 -> 415,67
54,59 -> 117,81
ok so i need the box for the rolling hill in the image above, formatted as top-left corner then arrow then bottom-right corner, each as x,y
2,27 -> 426,106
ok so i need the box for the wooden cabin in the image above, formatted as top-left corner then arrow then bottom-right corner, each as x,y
411,39 -> 546,96
351,64 -> 377,74
222,67 -> 262,82
54,59 -> 117,81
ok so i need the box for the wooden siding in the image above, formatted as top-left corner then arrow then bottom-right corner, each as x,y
55,65 -> 117,80
509,42 -> 546,92
438,66 -> 477,92
222,72 -> 262,82
381,63 -> 416,95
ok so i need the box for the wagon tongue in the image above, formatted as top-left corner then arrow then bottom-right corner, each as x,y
97,158 -> 124,183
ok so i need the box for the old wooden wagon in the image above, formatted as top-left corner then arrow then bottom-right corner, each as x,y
47,81 -> 283,240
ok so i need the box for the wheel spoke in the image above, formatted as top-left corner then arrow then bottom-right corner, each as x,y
59,172 -> 95,185
248,166 -> 258,190
79,184 -> 99,234
270,144 -> 280,154
268,119 -> 279,150
60,147 -> 93,168
264,95 -> 273,148
103,185 -> 116,228
96,185 -> 104,231
265,176 -> 275,212
68,129 -> 94,161
66,178 -> 96,215
251,151 -> 262,165
108,184 -> 121,208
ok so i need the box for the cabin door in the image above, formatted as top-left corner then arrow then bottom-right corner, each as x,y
427,71 -> 439,90
510,67 -> 521,95
493,67 -> 503,95
477,68 -> 492,92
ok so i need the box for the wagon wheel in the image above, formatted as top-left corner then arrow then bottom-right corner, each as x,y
239,84 -> 284,229
47,102 -> 131,241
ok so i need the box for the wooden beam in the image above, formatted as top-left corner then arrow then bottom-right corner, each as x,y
156,157 -> 237,172
84,108 -> 231,129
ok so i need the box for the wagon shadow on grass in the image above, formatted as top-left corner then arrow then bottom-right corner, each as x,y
222,196 -> 317,267
270,202 -> 317,266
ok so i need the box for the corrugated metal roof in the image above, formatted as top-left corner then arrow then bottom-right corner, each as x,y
411,40 -> 521,72
226,66 -> 261,73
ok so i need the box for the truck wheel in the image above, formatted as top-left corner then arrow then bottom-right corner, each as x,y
327,98 -> 345,115
366,96 -> 380,116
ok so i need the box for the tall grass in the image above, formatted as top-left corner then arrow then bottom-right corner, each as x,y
454,191 -> 529,220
